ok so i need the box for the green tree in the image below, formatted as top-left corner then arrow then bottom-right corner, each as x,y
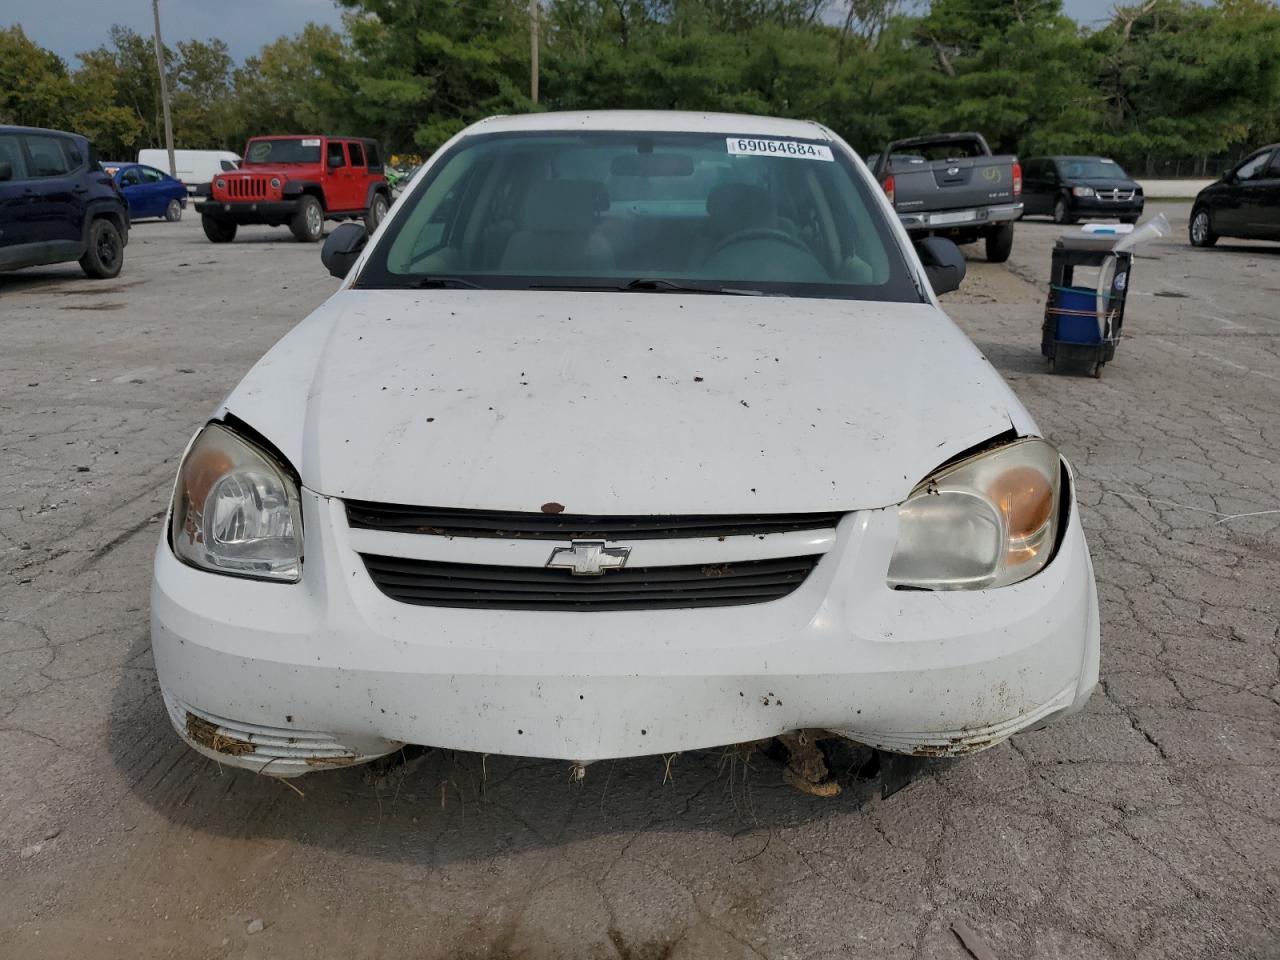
170,38 -> 238,148
231,25 -> 348,143
908,0 -> 1100,153
75,26 -> 170,148
0,25 -> 74,128
1091,0 -> 1280,173
330,0 -> 532,153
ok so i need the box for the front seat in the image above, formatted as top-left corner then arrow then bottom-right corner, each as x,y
500,179 -> 613,273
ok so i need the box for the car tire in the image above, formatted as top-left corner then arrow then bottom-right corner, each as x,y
364,192 -> 389,233
1189,207 -> 1217,247
202,214 -> 236,243
985,224 -> 1015,263
1053,197 -> 1074,225
79,217 -> 124,279
165,199 -> 183,222
291,195 -> 325,243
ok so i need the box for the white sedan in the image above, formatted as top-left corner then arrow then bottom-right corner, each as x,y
152,111 -> 1098,785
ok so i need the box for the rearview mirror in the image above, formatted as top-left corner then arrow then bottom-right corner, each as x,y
915,236 -> 966,295
610,153 -> 694,177
321,221 -> 368,279
0,162 -> 11,182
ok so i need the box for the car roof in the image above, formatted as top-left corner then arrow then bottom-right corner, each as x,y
0,124 -> 86,139
466,110 -> 834,140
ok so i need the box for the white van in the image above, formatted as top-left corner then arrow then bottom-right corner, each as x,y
137,149 -> 241,193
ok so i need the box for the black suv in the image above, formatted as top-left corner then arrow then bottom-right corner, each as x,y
1022,156 -> 1144,225
0,125 -> 129,279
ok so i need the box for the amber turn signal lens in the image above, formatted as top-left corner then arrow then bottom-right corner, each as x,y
183,449 -> 235,520
990,465 -> 1053,563
990,465 -> 1053,536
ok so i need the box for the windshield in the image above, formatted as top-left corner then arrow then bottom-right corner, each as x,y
1059,158 -> 1129,180
244,138 -> 321,165
357,131 -> 920,302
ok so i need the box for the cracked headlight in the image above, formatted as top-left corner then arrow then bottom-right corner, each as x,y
170,423 -> 302,582
887,438 -> 1061,590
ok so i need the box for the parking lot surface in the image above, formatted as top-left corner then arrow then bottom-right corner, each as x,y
2,204 -> 1278,959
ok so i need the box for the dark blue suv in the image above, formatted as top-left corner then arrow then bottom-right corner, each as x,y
0,125 -> 129,279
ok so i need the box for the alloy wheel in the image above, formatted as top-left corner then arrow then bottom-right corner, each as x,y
1191,211 -> 1208,245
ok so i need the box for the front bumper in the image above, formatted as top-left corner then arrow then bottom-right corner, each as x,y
1070,197 -> 1145,219
152,485 -> 1099,776
195,199 -> 298,223
899,203 -> 1023,232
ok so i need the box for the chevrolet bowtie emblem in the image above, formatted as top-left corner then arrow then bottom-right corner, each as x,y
546,540 -> 631,576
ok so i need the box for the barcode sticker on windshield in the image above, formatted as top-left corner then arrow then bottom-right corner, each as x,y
301,138 -> 321,147
726,138 -> 834,161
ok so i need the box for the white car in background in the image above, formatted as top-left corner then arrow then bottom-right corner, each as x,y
137,148 -> 240,193
152,111 -> 1099,786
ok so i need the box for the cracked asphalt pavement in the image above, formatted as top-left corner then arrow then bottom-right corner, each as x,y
2,203 -> 1278,959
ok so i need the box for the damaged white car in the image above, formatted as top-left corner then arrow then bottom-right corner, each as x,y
152,111 -> 1099,787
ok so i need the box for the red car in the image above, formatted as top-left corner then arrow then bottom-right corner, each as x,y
195,135 -> 391,243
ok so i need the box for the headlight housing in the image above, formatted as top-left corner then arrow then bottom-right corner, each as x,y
215,178 -> 226,191
1072,186 -> 1095,198
887,438 -> 1062,590
270,177 -> 282,189
170,423 -> 303,582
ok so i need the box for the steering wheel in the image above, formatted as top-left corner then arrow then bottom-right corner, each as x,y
708,227 -> 812,259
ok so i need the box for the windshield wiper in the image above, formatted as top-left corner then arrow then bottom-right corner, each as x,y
527,278 -> 764,296
406,276 -> 483,289
624,278 -> 764,296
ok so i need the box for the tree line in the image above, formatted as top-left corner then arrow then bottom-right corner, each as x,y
2,0 -> 1278,176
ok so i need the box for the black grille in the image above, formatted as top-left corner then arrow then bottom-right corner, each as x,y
345,501 -> 842,541
225,176 -> 268,199
361,554 -> 822,611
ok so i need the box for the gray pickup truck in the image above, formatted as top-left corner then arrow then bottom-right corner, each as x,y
869,132 -> 1022,263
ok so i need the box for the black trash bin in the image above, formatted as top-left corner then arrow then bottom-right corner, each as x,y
1041,234 -> 1133,378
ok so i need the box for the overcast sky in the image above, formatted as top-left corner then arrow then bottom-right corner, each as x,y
8,0 -> 1118,65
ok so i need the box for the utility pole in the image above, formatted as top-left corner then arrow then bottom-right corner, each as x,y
152,0 -> 176,176
529,0 -> 539,105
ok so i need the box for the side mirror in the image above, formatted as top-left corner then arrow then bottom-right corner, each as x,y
916,236 -> 966,295
0,162 -> 11,182
321,221 -> 368,279
1221,169 -> 1235,183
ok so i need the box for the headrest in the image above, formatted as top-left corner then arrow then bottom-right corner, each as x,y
706,182 -> 775,234
522,179 -> 610,232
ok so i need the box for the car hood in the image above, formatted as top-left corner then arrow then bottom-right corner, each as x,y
218,290 -> 1034,514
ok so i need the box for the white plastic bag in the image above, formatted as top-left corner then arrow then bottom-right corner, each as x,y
1112,213 -> 1170,253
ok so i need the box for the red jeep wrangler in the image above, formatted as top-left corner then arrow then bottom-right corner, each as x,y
195,135 -> 390,243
